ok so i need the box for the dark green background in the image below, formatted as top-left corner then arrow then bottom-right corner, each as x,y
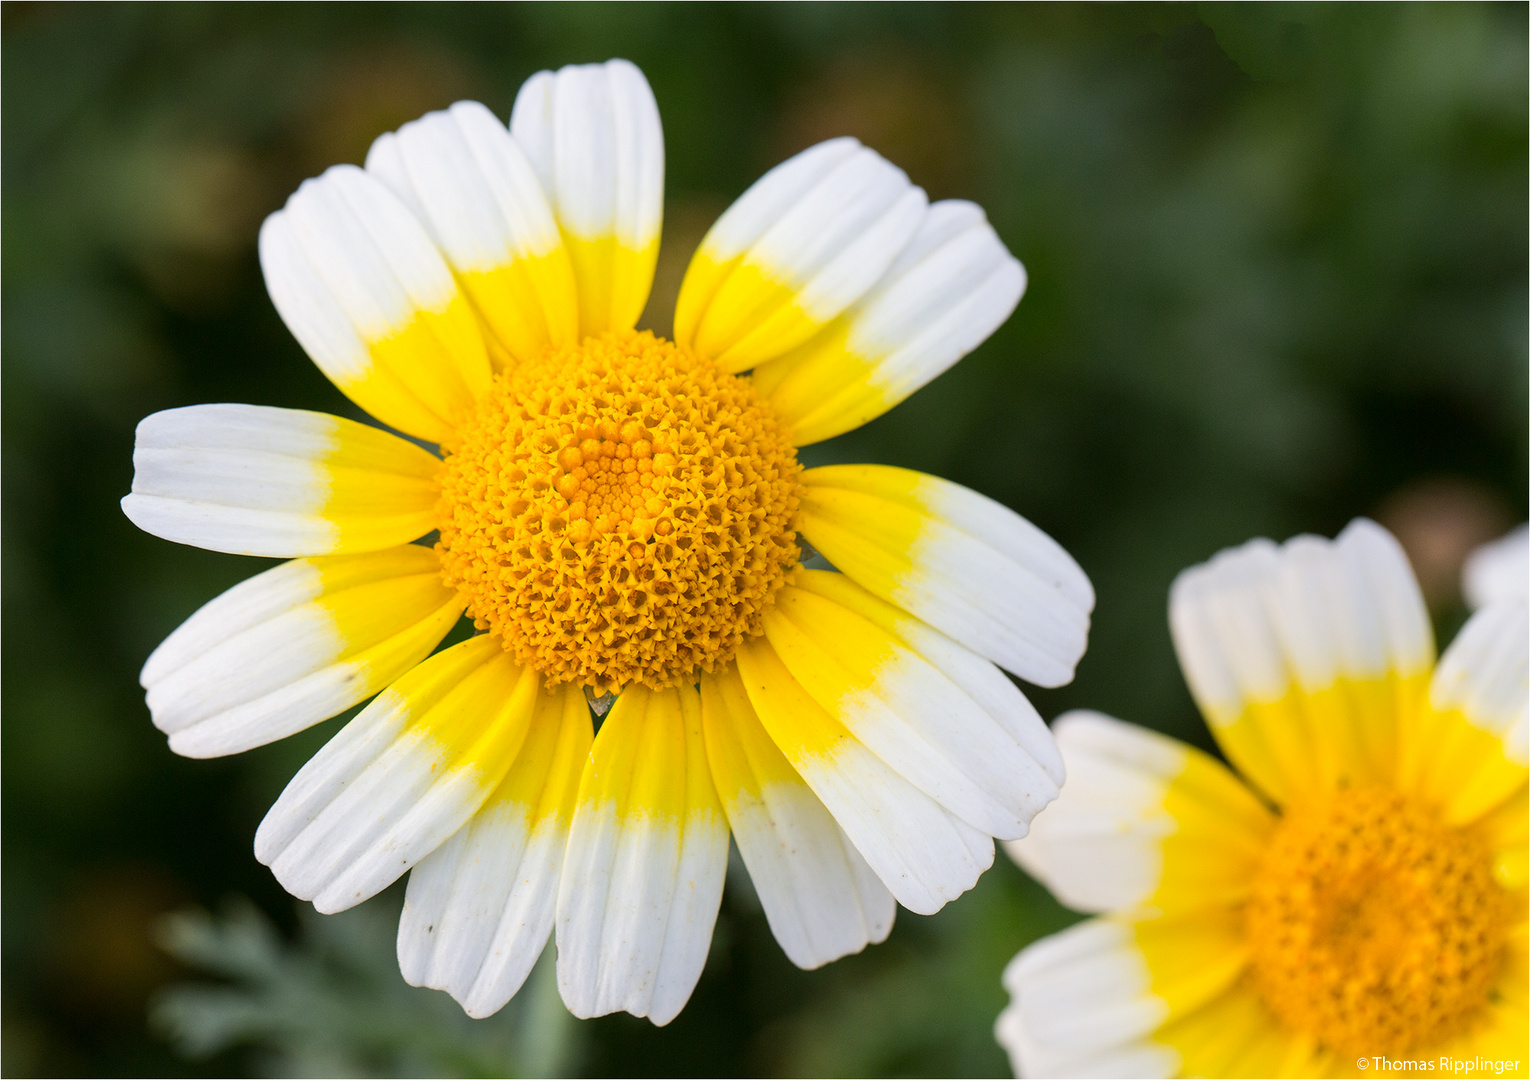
4,3 -> 1525,1076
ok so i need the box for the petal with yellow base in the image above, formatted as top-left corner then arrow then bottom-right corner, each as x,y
259,165 -> 492,443
397,682 -> 592,1018
367,100 -> 580,366
798,464 -> 1091,687
555,683 -> 727,1026
700,663 -> 894,970
142,545 -> 464,758
755,200 -> 1024,445
734,632 -> 993,916
674,138 -> 927,373
123,403 -> 442,557
255,636 -> 541,914
510,59 -> 663,337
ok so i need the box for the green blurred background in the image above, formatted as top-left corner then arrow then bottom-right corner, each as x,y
3,2 -> 1525,1076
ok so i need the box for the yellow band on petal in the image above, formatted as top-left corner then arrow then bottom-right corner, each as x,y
460,249 -> 581,367
313,547 -> 464,664
701,664 -> 805,806
413,638 -> 542,766
568,234 -> 661,339
754,324 -> 888,445
1153,981 -> 1320,1078
1476,792 -> 1529,891
574,684 -> 713,823
799,469 -> 922,587
735,634 -> 857,764
528,684 -> 596,824
672,250 -> 733,350
1133,911 -> 1249,1024
1402,702 -> 1530,826
319,427 -> 442,552
1152,753 -> 1274,914
344,293 -> 491,445
676,252 -> 821,373
1208,673 -> 1430,807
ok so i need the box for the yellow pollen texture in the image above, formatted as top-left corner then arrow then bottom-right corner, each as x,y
1244,787 -> 1517,1057
436,330 -> 802,693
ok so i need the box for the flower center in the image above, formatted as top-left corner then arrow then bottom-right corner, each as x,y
1244,786 -> 1515,1057
435,330 -> 802,693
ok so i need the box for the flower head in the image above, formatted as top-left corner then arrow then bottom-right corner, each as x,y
999,519 -> 1526,1077
123,59 -> 1093,1025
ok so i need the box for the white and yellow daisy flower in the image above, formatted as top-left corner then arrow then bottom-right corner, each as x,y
998,519 -> 1526,1078
122,59 -> 1093,1026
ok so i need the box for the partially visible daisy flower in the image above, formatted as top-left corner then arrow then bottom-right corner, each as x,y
998,519 -> 1526,1078
122,59 -> 1093,1025
1465,523 -> 1528,610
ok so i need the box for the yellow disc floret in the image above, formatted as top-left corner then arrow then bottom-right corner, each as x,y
1245,786 -> 1517,1057
436,330 -> 802,693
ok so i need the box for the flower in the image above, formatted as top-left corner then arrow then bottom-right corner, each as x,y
998,519 -> 1526,1078
122,59 -> 1093,1025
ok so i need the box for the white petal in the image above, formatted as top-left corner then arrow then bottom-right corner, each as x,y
555,684 -> 727,1026
675,138 -> 929,372
998,920 -> 1172,1079
996,1000 -> 1177,1080
122,403 -> 441,557
1464,524 -> 1529,610
511,59 -> 662,246
366,101 -> 581,362
259,165 -> 491,442
1431,600 -> 1529,766
397,684 -> 591,1017
1007,711 -> 1272,918
764,571 -> 1063,841
510,58 -> 664,335
143,547 -> 464,758
1172,518 -> 1433,721
758,200 -> 1026,445
700,666 -> 893,970
1005,712 -> 1181,913
735,634 -> 994,916
1168,517 -> 1434,801
369,101 -> 562,268
254,637 -> 540,914
687,138 -> 863,264
798,465 -> 1093,687
737,789 -> 894,969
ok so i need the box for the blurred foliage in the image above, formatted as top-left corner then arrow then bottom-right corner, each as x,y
151,891 -> 578,1077
2,2 -> 1524,1077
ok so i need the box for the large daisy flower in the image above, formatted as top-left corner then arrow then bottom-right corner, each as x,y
122,59 -> 1093,1025
998,518 -> 1526,1077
